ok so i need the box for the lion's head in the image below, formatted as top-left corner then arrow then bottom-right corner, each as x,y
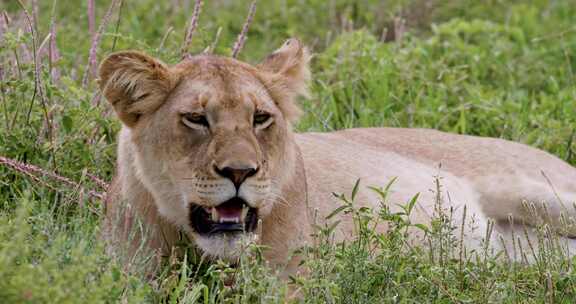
99,39 -> 310,260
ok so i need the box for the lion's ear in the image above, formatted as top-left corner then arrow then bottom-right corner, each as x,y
98,51 -> 177,127
258,38 -> 310,99
258,38 -> 310,123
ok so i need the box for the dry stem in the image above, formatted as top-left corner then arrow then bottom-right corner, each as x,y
181,0 -> 203,59
17,0 -> 54,147
83,0 -> 121,87
232,1 -> 257,58
0,156 -> 107,201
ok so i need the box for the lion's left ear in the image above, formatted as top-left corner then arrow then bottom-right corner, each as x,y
258,38 -> 311,122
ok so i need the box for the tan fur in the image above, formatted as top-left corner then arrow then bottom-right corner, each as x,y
100,38 -> 576,275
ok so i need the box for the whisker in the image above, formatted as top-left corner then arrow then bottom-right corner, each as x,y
266,191 -> 291,207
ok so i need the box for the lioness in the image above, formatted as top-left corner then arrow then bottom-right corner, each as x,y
100,38 -> 576,276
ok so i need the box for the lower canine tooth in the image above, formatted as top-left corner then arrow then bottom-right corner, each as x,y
241,205 -> 249,220
211,208 -> 219,222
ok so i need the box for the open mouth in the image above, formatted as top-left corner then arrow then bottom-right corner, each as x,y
189,197 -> 258,235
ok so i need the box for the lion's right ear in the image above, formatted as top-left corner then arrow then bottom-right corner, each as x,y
257,38 -> 311,123
98,51 -> 177,127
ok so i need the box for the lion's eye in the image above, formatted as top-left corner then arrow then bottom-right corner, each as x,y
182,113 -> 209,129
253,112 -> 272,128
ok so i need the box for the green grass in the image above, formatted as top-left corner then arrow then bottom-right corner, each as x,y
1,0 -> 576,302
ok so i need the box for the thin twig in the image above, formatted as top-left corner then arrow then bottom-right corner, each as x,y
158,26 -> 174,53
540,170 -> 567,210
203,26 -> 222,54
85,171 -> 109,190
0,67 -> 8,130
3,12 -> 24,131
0,11 -> 6,40
37,32 -> 51,55
2,158 -> 59,192
111,0 -> 124,52
17,0 -> 54,144
31,0 -> 39,32
83,0 -> 121,87
0,156 -> 107,200
88,0 -> 96,37
90,90 -> 102,107
3,11 -> 22,81
181,0 -> 203,59
49,0 -> 61,83
566,128 -> 575,163
232,0 -> 257,59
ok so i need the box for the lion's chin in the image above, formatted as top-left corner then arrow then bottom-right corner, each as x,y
187,196 -> 261,261
193,232 -> 258,261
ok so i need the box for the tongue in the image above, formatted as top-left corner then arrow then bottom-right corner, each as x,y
214,198 -> 246,223
216,203 -> 243,218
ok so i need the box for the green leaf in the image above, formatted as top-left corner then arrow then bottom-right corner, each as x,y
325,220 -> 342,235
414,224 -> 430,233
351,178 -> 361,201
406,193 -> 420,216
62,115 -> 73,133
326,205 -> 348,220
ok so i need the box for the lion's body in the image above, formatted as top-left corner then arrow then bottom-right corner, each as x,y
99,39 -> 576,277
298,128 -> 576,252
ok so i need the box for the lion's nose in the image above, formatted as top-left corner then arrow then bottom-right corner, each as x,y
214,165 -> 258,189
